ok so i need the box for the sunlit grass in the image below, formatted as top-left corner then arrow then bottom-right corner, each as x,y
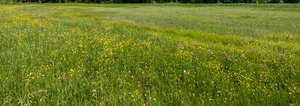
0,4 -> 300,105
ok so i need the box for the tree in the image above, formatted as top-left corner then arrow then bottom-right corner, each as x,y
284,0 -> 299,3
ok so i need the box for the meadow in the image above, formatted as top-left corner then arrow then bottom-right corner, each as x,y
0,3 -> 300,105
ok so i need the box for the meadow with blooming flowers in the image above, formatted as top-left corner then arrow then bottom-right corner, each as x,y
0,4 -> 300,105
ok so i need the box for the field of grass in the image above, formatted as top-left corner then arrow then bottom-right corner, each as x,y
0,3 -> 300,105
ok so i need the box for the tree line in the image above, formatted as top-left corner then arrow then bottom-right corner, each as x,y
0,0 -> 299,4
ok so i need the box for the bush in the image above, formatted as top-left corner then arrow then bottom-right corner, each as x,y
220,0 -> 233,3
284,0 -> 299,3
269,0 -> 281,3
204,0 -> 218,3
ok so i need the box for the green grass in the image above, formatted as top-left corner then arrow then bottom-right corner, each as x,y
0,3 -> 300,105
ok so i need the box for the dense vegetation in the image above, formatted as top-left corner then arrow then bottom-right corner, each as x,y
1,3 -> 300,105
0,0 -> 299,4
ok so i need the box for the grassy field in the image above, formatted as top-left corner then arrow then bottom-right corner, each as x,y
0,3 -> 300,105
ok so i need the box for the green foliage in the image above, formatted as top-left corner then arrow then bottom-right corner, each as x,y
269,0 -> 281,3
284,0 -> 299,3
0,4 -> 300,105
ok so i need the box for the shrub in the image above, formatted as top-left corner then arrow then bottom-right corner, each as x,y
269,0 -> 281,3
284,0 -> 299,3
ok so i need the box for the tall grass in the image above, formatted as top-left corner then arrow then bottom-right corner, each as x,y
0,4 -> 299,105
